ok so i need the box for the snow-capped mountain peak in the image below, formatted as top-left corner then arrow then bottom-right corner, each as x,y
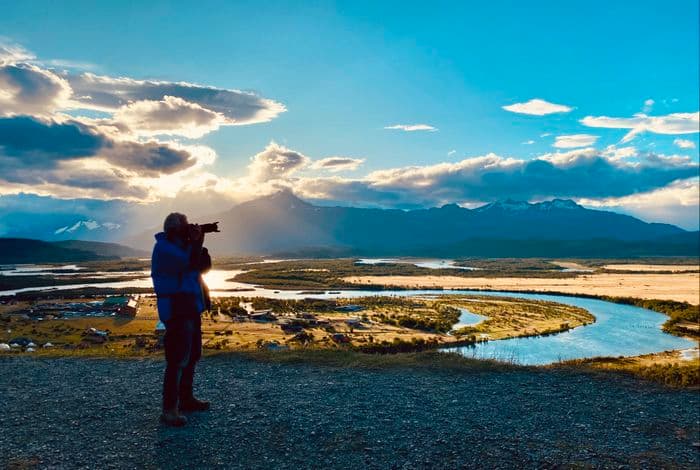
534,199 -> 582,211
475,199 -> 531,212
54,220 -> 121,235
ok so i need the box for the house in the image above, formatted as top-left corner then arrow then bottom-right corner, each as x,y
102,296 -> 138,317
122,298 -> 138,316
280,320 -> 305,334
345,318 -> 365,329
250,310 -> 276,322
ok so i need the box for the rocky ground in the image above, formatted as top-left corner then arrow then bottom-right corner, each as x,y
1,355 -> 699,469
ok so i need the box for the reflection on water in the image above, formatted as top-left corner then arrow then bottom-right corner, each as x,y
0,265 -> 695,365
356,258 -> 478,270
0,264 -> 84,275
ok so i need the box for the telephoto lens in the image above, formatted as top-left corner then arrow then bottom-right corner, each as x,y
199,222 -> 220,234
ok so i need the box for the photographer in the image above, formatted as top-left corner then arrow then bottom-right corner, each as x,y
151,212 -> 216,427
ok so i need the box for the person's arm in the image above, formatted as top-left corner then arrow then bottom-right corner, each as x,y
197,247 -> 212,274
188,224 -> 204,269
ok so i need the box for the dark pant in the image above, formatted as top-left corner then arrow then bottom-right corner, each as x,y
162,315 -> 202,411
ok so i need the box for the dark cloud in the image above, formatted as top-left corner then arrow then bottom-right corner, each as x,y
103,141 -> 194,175
0,161 -> 150,200
0,116 -> 103,162
310,157 -> 365,172
68,73 -> 286,126
294,150 -> 700,207
0,115 -> 195,174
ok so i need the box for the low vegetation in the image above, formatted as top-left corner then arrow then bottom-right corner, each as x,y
561,352 -> 700,388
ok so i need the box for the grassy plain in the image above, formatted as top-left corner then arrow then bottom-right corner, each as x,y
0,294 -> 594,355
343,272 -> 700,304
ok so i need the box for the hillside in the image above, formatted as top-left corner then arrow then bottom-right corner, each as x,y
53,240 -> 147,259
0,238 -> 145,264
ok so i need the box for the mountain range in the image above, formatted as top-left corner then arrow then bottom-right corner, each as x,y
1,191 -> 697,261
0,239 -> 147,264
126,191 -> 699,257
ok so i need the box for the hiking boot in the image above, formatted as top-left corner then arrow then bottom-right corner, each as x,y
179,397 -> 210,413
160,408 -> 187,427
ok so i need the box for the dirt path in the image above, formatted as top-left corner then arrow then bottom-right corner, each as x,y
1,356 -> 698,469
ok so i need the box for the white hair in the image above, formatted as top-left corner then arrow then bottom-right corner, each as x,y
163,212 -> 188,233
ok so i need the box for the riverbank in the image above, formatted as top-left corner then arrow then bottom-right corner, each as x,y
1,353 -> 698,469
560,349 -> 700,388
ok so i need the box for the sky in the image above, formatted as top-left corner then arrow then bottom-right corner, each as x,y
0,0 -> 698,231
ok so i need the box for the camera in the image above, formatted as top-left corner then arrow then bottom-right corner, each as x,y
191,222 -> 220,234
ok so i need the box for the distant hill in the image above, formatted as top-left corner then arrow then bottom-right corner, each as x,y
127,191 -> 698,257
0,238 -> 146,264
52,240 -> 147,259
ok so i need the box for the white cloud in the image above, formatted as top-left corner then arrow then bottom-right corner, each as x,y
674,138 -> 696,149
310,157 -> 364,172
577,177 -> 699,230
114,95 -> 225,138
643,98 -> 654,113
247,142 -> 310,182
0,42 -> 34,64
553,134 -> 598,149
447,150 -> 457,156
522,140 -> 535,145
384,124 -> 437,132
502,99 -> 572,116
0,63 -> 72,115
65,72 -> 286,127
0,41 -> 288,202
581,112 -> 700,143
602,145 -> 637,160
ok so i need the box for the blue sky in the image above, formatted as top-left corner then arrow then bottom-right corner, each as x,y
0,0 -> 698,229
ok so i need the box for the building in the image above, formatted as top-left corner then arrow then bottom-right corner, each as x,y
250,310 -> 276,322
102,296 -> 138,317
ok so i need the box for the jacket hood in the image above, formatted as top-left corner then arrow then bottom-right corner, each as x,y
155,232 -> 167,241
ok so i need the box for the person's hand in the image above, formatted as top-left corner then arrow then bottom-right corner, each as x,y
188,224 -> 203,243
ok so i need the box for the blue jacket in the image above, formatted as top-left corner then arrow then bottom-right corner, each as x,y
151,232 -> 210,322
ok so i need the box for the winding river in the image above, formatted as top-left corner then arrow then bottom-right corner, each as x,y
1,267 -> 696,365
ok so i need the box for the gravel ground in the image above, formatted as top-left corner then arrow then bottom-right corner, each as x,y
1,355 -> 699,469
